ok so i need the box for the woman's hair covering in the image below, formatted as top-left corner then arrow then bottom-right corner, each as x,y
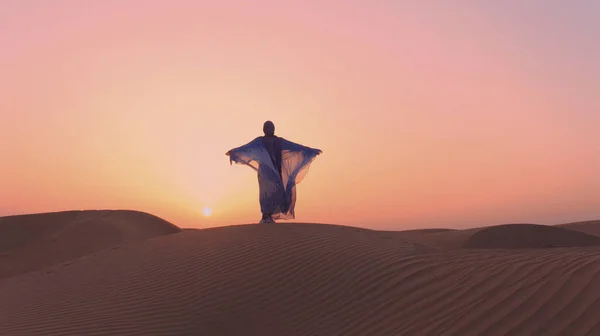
263,120 -> 275,136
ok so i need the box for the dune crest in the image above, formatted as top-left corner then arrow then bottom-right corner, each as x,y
558,220 -> 600,237
463,223 -> 600,249
0,210 -> 180,279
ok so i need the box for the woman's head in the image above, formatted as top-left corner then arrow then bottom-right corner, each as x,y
263,120 -> 275,136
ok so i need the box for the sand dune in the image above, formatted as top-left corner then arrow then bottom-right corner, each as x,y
558,220 -> 600,237
391,228 -> 480,250
395,222 -> 600,250
0,210 -> 180,279
463,223 -> 600,249
3,216 -> 600,335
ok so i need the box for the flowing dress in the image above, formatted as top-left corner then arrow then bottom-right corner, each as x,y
226,136 -> 322,219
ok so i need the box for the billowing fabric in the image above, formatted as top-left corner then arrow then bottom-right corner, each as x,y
227,137 -> 322,220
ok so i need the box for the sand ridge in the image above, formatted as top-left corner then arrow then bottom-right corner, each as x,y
2,215 -> 600,335
463,223 -> 600,249
393,222 -> 600,250
0,210 -> 180,279
558,220 -> 600,237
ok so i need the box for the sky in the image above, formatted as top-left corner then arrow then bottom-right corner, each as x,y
1,0 -> 599,230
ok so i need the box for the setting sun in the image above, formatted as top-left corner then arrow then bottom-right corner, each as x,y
203,207 -> 213,217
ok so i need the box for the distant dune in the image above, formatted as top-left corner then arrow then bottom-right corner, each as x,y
558,220 -> 600,237
2,213 -> 600,335
0,210 -> 180,279
463,223 -> 600,249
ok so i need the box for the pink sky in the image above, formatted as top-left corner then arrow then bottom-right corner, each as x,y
1,1 -> 599,229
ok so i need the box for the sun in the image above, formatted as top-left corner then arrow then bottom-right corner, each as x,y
202,207 -> 212,217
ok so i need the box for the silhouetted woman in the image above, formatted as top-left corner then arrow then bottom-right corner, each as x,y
226,121 -> 322,223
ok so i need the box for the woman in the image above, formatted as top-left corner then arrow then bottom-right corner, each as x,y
226,121 -> 322,223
